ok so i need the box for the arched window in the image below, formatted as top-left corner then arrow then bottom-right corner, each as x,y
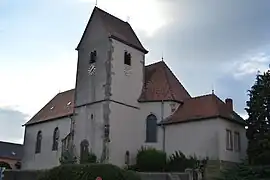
52,127 -> 60,151
35,131 -> 42,154
146,114 -> 158,142
80,139 -> 89,164
125,151 -> 130,165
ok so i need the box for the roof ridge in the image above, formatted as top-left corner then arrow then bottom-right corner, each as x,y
162,62 -> 176,100
94,7 -> 128,25
58,89 -> 75,95
190,93 -> 213,100
145,60 -> 163,67
211,93 -> 221,116
24,93 -> 59,126
163,62 -> 191,99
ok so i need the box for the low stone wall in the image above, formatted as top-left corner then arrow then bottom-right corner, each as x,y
3,169 -> 45,180
3,170 -> 190,180
138,172 -> 189,180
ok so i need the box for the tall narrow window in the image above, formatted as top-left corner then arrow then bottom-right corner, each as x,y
52,127 -> 60,151
234,131 -> 241,152
80,139 -> 89,164
226,129 -> 233,150
124,51 -> 131,66
125,151 -> 130,165
89,50 -> 97,64
35,131 -> 42,154
146,114 -> 157,142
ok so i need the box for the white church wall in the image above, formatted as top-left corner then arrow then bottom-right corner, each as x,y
73,11 -> 112,161
109,102 -> 140,166
107,101 -> 179,166
164,118 -> 247,162
108,99 -> 180,166
164,118 -> 220,160
73,103 -> 104,161
217,118 -> 247,162
110,38 -> 145,108
22,117 -> 71,170
139,101 -> 180,150
75,12 -> 110,107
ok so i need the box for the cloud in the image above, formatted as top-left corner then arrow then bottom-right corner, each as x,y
230,53 -> 270,79
76,0 -> 172,37
138,0 -> 270,96
1,0 -> 270,143
0,107 -> 29,143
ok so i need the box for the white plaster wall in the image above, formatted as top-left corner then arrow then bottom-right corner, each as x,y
75,13 -> 110,107
22,117 -> 71,170
110,39 -> 145,107
74,12 -> 112,162
108,101 -> 180,167
139,102 -> 180,150
73,103 -> 104,161
164,119 -> 220,160
164,118 -> 247,162
109,102 -> 140,166
217,118 -> 247,162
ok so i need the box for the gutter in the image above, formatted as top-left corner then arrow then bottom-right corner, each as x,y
161,100 -> 166,152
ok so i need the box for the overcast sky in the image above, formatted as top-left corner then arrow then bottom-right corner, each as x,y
0,0 -> 270,144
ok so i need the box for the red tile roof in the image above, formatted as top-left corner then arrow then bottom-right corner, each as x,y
138,61 -> 191,102
161,94 -> 245,125
24,89 -> 74,126
76,7 -> 148,54
24,63 -> 243,126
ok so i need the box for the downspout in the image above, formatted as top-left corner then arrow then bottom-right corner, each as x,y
161,100 -> 166,152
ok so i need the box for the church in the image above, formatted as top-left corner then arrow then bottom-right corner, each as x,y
21,7 -> 247,170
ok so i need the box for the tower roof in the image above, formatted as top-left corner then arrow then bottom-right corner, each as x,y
76,7 -> 148,54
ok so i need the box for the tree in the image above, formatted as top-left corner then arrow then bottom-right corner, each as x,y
245,69 -> 270,165
59,146 -> 77,165
0,161 -> 11,169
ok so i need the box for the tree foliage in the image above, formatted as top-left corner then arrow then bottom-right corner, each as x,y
38,164 -> 140,180
0,161 -> 11,169
216,161 -> 270,180
135,147 -> 167,172
59,147 -> 77,165
245,69 -> 270,165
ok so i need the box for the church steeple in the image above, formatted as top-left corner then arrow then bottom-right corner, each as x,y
76,7 -> 148,54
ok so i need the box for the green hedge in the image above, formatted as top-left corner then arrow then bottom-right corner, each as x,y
128,148 -> 208,173
136,147 -> 167,172
38,163 -> 140,180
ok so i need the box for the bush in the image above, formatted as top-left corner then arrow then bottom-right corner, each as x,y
0,161 -> 11,169
136,147 -> 167,172
80,152 -> 97,164
166,151 -> 187,172
123,170 -> 141,180
38,163 -> 141,180
59,148 -> 77,165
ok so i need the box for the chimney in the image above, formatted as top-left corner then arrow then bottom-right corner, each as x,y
225,98 -> 233,112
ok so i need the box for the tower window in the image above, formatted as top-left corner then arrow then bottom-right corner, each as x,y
124,51 -> 131,66
90,50 -> 97,64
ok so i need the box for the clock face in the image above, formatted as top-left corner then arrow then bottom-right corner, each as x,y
88,64 -> 96,75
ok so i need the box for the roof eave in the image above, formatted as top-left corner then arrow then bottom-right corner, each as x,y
158,115 -> 246,126
110,35 -> 148,54
23,113 -> 74,127
137,99 -> 183,104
